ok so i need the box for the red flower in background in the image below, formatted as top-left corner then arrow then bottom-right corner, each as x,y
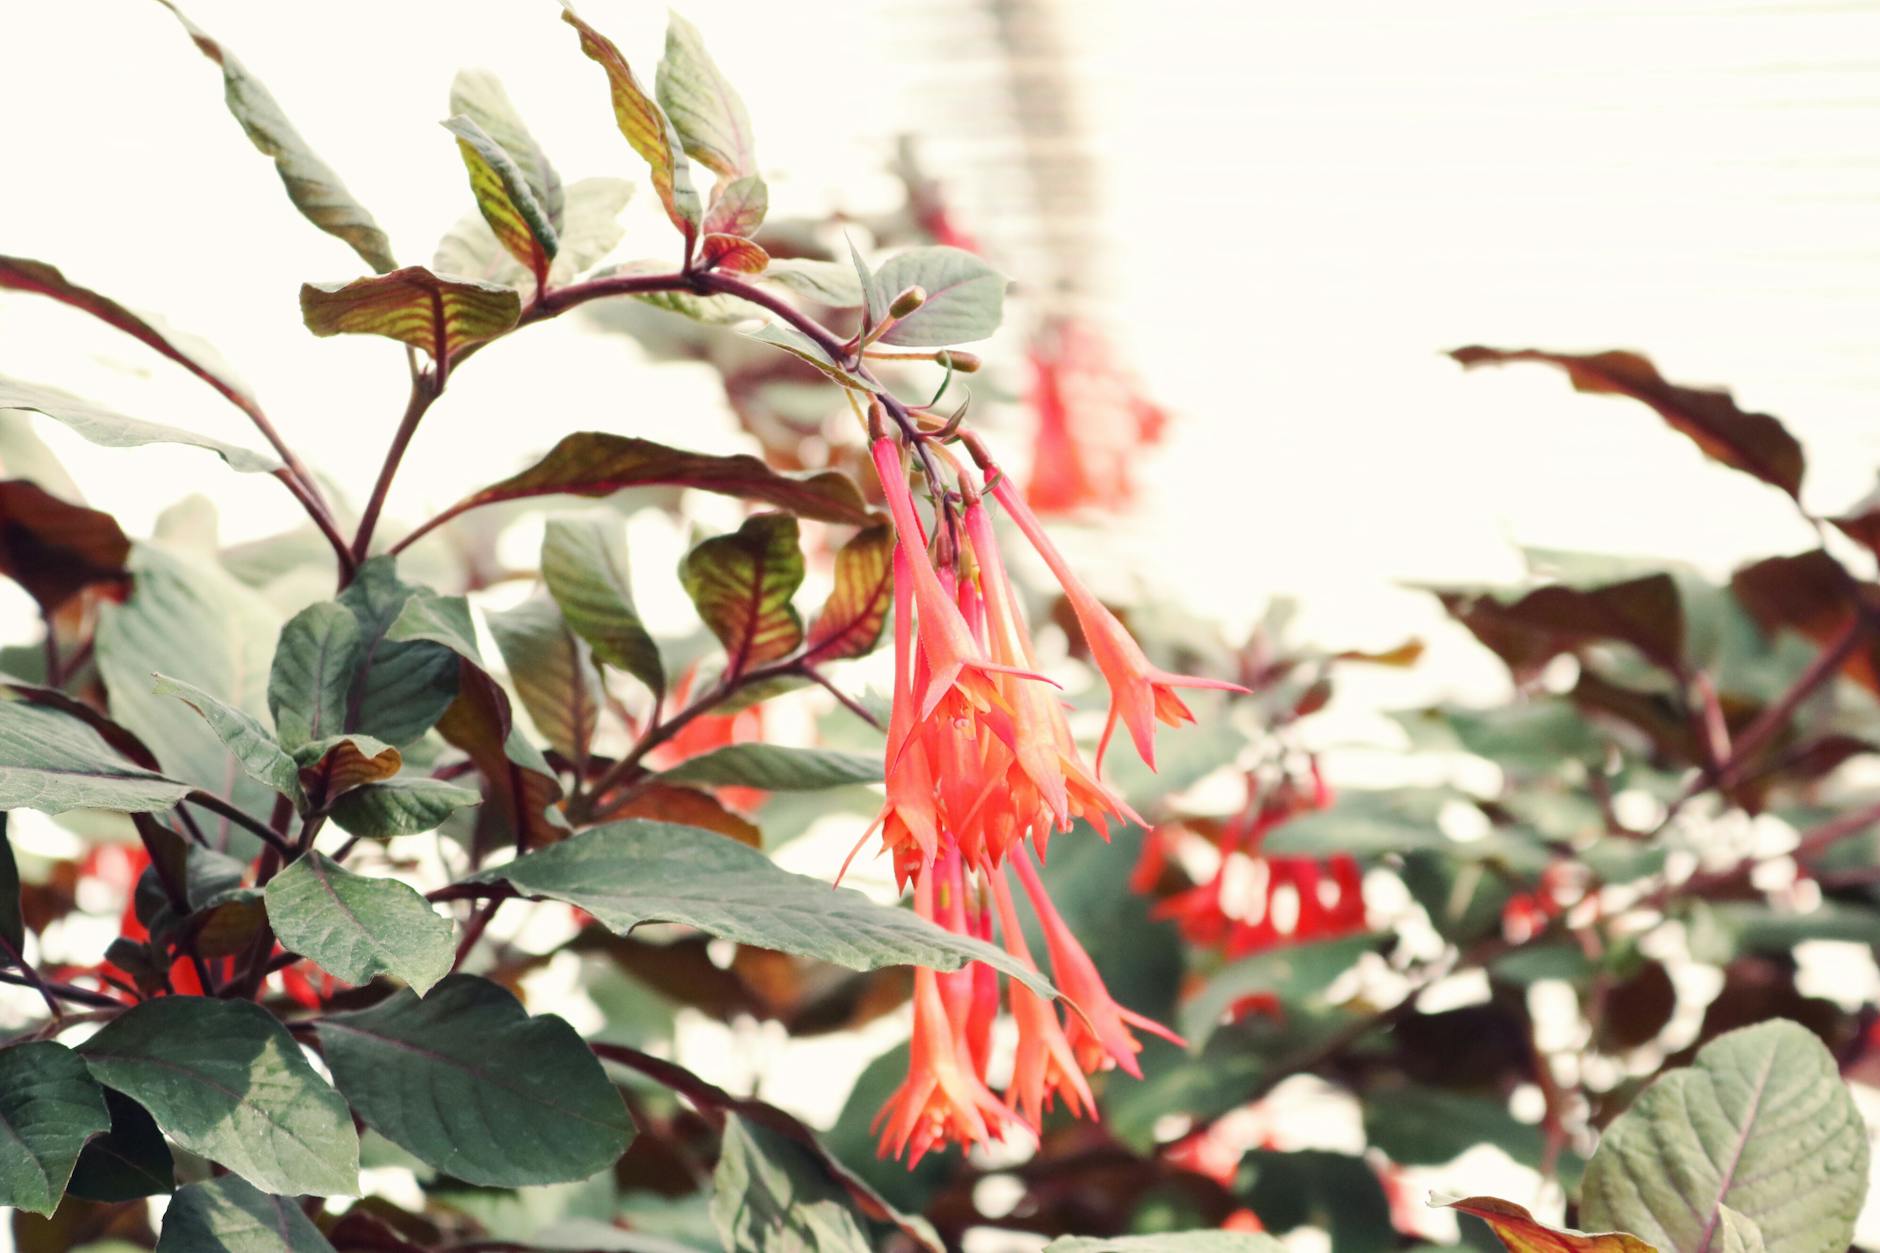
1025,318 -> 1169,517
1135,763 -> 1368,978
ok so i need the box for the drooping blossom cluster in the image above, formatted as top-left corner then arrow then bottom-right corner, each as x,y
858,432 -> 1245,1164
1131,762 -> 1367,969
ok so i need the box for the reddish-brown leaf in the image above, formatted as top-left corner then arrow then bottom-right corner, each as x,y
698,233 -> 768,275
1452,346 -> 1804,499
1439,1196 -> 1656,1253
402,433 -> 869,552
606,782 -> 759,847
436,663 -> 567,852
679,513 -> 805,679
1438,574 -> 1684,683
805,525 -> 892,663
0,480 -> 130,611
299,267 -> 520,361
1731,551 -> 1880,693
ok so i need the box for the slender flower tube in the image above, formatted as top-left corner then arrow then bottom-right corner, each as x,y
870,437 -> 1047,720
873,866 -> 1014,1164
989,865 -> 1095,1128
1011,846 -> 1183,1078
987,470 -> 1247,772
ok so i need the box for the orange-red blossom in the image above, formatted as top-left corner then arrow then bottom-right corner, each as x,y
861,434 -> 1238,1164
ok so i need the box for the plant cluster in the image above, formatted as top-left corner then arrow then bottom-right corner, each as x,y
0,6 -> 1877,1253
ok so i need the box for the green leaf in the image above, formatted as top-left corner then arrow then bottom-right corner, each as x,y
0,1042 -> 112,1216
411,432 -> 872,549
433,176 -> 632,289
99,547 -> 281,801
269,600 -> 362,751
450,69 -> 563,229
805,525 -> 893,662
466,820 -> 1054,996
388,592 -> 567,848
1181,932 -> 1378,1048
563,7 -> 701,243
1580,1019 -> 1867,1253
658,744 -> 881,791
542,513 -> 664,698
76,997 -> 359,1197
153,1 -> 395,274
327,777 -> 482,839
0,701 -> 192,814
315,974 -> 633,1187
710,1114 -> 872,1253
151,672 -> 302,805
0,376 -> 277,474
487,596 -> 600,765
66,1088 -> 174,1203
300,267 -> 521,361
444,114 -> 558,283
679,513 -> 805,679
1364,1088 -> 1547,1169
872,247 -> 1007,346
156,1175 -> 337,1253
656,12 -> 757,181
263,851 -> 452,995
742,322 -> 880,392
1045,1237 -> 1284,1252
703,174 -> 767,239
336,557 -> 460,747
761,258 -> 863,308
1451,347 -> 1804,500
848,236 -> 886,328
0,479 -> 129,613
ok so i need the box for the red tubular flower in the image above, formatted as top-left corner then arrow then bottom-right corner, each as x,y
989,866 -> 1095,1128
873,867 -> 1014,1165
871,438 -> 1044,721
987,471 -> 1247,772
1012,849 -> 1183,1078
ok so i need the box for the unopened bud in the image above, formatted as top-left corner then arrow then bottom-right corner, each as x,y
887,286 -> 927,319
936,350 -> 981,373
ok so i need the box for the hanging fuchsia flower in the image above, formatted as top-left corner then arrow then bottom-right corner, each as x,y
985,469 -> 1248,771
861,427 -> 1234,1165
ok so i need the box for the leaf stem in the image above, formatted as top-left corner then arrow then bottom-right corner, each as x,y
185,791 -> 296,860
348,371 -> 442,575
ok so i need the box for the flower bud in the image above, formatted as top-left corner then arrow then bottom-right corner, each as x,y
937,350 -> 981,373
887,286 -> 927,319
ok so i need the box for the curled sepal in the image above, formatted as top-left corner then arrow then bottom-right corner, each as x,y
443,115 -> 559,288
300,267 -> 520,362
1438,1197 -> 1657,1253
561,5 -> 701,244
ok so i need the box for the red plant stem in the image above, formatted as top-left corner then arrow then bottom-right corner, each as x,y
0,930 -> 63,1020
276,469 -> 356,576
453,898 -> 504,968
1684,614 -> 1865,804
348,372 -> 442,574
186,791 -> 295,860
0,966 -> 121,1011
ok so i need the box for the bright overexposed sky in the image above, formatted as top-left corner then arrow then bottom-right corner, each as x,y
5,0 -> 1880,1245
